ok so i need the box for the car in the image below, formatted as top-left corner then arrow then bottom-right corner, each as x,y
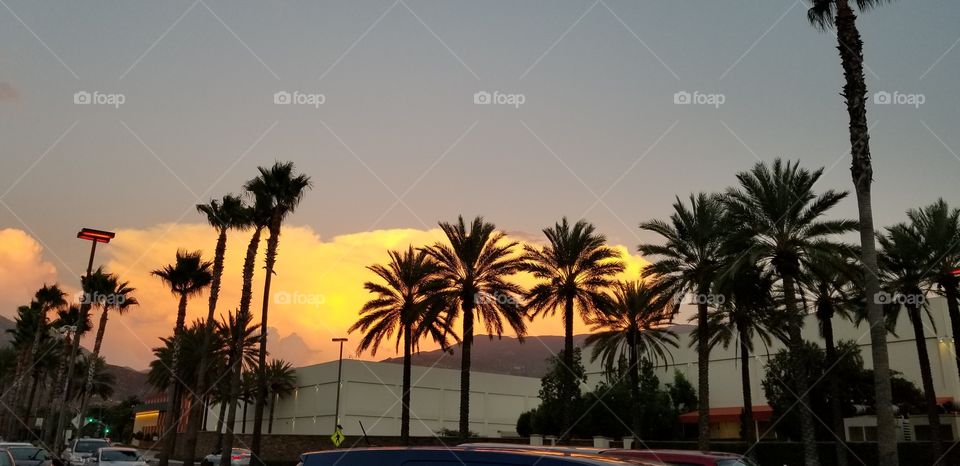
5,446 -> 52,466
0,444 -> 34,449
63,439 -> 110,466
599,449 -> 758,466
200,449 -> 251,466
298,447 -> 667,466
85,448 -> 147,466
0,449 -> 16,466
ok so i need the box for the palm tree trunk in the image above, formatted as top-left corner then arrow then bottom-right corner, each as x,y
24,366 -> 42,431
781,275 -> 819,466
907,303 -> 942,459
221,227 -> 262,466
562,295 -> 575,443
833,2 -> 898,465
77,307 -> 109,431
268,394 -> 276,434
459,299 -> 474,440
251,223 -> 281,464
941,281 -> 960,385
184,229 -> 229,466
43,335 -> 71,445
216,397 -> 228,448
696,286 -> 711,452
242,402 -> 248,434
158,293 -> 190,466
627,327 -> 642,439
401,323 -> 412,444
736,318 -> 756,451
822,313 -> 848,466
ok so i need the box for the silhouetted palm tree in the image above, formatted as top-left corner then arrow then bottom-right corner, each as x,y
349,247 -> 456,443
639,193 -> 725,451
264,359 -> 297,434
244,162 -> 311,459
41,304 -> 92,444
184,194 -> 248,466
217,308 -> 260,452
806,2 -> 898,462
585,280 -> 676,437
724,159 -> 855,466
153,250 -> 213,466
878,223 -> 942,459
426,216 -> 526,440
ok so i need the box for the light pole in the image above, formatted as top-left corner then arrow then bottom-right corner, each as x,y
332,338 -> 347,432
52,228 -> 114,454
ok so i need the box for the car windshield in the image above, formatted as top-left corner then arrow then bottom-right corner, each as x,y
0,453 -> 11,466
9,448 -> 46,461
101,451 -> 139,462
74,441 -> 108,453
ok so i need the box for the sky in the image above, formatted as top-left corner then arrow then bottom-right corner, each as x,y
0,0 -> 958,370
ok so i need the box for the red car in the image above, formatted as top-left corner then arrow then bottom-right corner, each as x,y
603,449 -> 757,466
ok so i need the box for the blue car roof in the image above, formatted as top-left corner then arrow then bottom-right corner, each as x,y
301,447 -> 653,466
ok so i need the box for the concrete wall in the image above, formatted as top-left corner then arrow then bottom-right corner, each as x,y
205,359 -> 541,438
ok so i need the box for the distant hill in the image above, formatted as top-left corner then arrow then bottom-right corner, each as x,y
0,314 -> 151,403
381,334 -> 592,378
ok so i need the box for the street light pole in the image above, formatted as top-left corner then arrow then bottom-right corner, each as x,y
332,338 -> 347,432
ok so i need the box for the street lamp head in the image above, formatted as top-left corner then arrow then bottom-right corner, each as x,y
332,337 -> 348,342
77,228 -> 115,243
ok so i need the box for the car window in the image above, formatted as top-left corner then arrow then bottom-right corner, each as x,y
101,451 -> 139,462
0,452 -> 13,466
9,448 -> 46,461
75,441 -> 108,453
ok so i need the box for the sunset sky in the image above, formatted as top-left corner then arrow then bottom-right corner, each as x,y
1,0 -> 958,370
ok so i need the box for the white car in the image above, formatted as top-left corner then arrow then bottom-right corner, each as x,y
64,438 -> 110,466
86,448 -> 147,466
201,449 -> 251,466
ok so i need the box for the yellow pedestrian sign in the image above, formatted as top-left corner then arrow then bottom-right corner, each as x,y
331,427 -> 345,447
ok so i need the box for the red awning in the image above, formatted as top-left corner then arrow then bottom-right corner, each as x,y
678,406 -> 774,424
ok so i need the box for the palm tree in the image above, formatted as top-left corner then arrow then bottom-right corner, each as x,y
700,263 -> 775,452
22,286 -> 66,397
584,280 -> 677,437
638,193 -> 726,451
264,360 -> 297,434
522,218 -> 623,439
152,250 -> 213,466
349,247 -> 456,443
426,216 -> 526,440
40,304 -> 92,443
217,308 -> 260,453
183,194 -> 248,466
908,200 -> 960,381
78,269 -> 138,425
878,223 -> 942,459
71,355 -> 115,403
724,158 -> 855,466
806,1 -> 899,463
244,161 -> 311,459
800,249 -> 860,466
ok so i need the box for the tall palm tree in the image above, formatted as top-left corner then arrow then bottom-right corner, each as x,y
800,249 -> 860,466
71,355 -> 115,403
41,304 -> 91,444
699,263 -> 775,453
183,194 -> 248,466
724,158 -> 855,466
638,193 -> 726,451
349,247 -> 456,443
806,2 -> 899,463
22,286 -> 66,397
221,196 -> 269,466
522,218 -> 623,439
584,280 -> 677,437
78,269 -> 138,425
426,216 -> 527,440
244,161 -> 311,460
264,359 -> 297,434
878,223 -> 942,459
908,200 -> 960,381
152,250 -> 213,466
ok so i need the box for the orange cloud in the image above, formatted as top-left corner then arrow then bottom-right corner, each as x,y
0,228 -> 60,313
